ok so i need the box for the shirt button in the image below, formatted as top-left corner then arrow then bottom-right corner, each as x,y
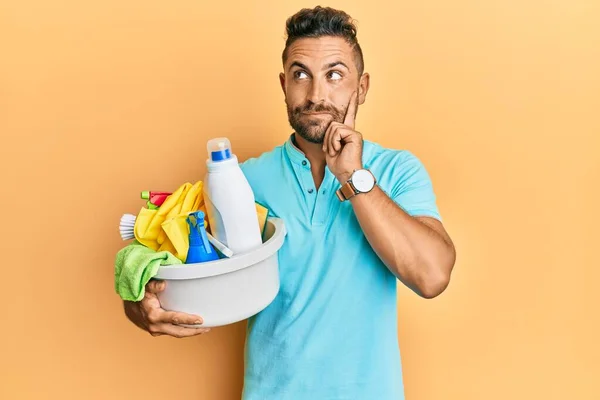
308,188 -> 314,194
302,160 -> 307,166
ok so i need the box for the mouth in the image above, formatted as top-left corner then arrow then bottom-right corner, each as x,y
301,112 -> 332,116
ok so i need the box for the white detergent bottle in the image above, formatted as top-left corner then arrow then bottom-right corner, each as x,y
202,137 -> 263,255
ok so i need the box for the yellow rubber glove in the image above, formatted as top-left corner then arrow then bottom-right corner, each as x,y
134,181 -> 206,260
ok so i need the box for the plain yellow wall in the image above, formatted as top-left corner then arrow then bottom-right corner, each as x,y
1,0 -> 598,399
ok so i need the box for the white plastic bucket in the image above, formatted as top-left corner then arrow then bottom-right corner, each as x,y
154,217 -> 286,328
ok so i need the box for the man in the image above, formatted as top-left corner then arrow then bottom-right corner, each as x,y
123,6 -> 456,399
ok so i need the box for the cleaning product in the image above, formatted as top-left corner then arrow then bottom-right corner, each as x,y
141,191 -> 172,209
203,137 -> 263,255
134,180 -> 205,261
119,202 -> 257,258
186,211 -> 219,263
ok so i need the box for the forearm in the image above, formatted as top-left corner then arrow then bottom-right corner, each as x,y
349,186 -> 455,298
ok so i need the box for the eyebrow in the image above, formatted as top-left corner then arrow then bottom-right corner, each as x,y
288,60 -> 351,72
289,61 -> 309,72
325,61 -> 350,71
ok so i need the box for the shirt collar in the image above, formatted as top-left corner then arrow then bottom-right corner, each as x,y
284,133 -> 339,188
284,133 -> 308,166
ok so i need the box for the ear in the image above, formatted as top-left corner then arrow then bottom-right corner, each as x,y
279,72 -> 286,96
358,73 -> 370,105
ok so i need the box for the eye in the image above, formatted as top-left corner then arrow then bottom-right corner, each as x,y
294,71 -> 309,79
328,71 -> 343,80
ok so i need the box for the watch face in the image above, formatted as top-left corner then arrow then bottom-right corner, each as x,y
352,169 -> 375,192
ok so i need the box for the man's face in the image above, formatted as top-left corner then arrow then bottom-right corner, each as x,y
280,36 -> 368,144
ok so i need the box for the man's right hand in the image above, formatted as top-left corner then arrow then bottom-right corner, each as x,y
123,279 -> 210,338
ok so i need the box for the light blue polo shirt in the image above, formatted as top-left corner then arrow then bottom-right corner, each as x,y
239,134 -> 441,400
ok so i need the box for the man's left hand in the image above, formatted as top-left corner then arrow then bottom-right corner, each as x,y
323,91 -> 364,184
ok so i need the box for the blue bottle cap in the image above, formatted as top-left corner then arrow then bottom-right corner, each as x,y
211,148 -> 231,161
207,138 -> 233,162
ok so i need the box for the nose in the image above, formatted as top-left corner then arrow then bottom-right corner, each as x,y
307,77 -> 326,104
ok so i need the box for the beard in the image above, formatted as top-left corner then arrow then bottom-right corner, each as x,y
286,98 -> 355,144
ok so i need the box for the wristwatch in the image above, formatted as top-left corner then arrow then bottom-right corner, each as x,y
336,169 -> 377,201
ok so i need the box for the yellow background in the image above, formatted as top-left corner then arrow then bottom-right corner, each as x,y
1,1 -> 598,399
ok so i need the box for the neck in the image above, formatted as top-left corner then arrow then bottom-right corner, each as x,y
292,133 -> 326,165
292,133 -> 327,189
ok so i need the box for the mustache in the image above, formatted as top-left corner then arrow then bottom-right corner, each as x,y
293,102 -> 342,116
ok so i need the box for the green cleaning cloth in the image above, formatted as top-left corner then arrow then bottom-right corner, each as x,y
114,239 -> 182,302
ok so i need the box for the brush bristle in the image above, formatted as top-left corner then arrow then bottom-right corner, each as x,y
119,214 -> 137,240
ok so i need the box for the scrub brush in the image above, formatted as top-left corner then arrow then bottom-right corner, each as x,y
119,213 -> 136,240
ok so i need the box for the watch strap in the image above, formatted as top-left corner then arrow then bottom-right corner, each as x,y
336,181 -> 357,201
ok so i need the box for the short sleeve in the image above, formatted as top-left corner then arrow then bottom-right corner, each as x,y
389,152 -> 441,221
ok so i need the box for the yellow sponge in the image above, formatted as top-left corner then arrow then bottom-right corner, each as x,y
255,202 -> 269,238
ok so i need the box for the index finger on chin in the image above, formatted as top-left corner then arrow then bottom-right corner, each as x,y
343,91 -> 358,128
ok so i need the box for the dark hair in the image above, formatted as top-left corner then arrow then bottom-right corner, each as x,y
282,6 -> 364,75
